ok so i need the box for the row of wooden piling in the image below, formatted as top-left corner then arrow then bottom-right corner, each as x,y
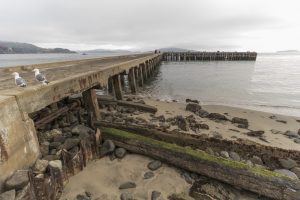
163,51 -> 257,61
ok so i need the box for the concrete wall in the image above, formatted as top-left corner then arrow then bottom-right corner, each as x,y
0,95 -> 40,191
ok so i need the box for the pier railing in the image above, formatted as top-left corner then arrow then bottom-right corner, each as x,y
162,51 -> 257,61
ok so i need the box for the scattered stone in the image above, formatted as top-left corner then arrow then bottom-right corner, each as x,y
43,155 -> 60,161
119,181 -> 136,189
231,117 -> 248,128
220,151 -> 229,159
109,153 -> 116,161
269,115 -> 277,119
274,169 -> 299,179
15,183 -> 30,200
294,138 -> 300,144
49,160 -> 63,171
144,171 -> 155,179
250,156 -> 263,166
207,113 -> 228,121
237,124 -> 248,129
205,147 -> 214,155
211,131 -> 223,139
34,159 -> 49,173
186,103 -> 202,113
100,140 -> 115,155
229,129 -> 240,132
52,135 -> 66,143
197,109 -> 209,118
115,148 -> 127,159
186,99 -> 199,104
229,152 -> 240,161
120,192 -> 134,200
176,116 -> 189,131
291,167 -> 300,178
159,122 -> 171,129
276,120 -> 287,124
5,170 -> 29,190
151,191 -> 161,200
49,141 -> 62,150
168,192 -> 194,200
72,124 -> 94,135
270,129 -> 283,134
246,130 -> 264,137
148,160 -> 162,171
0,189 -> 15,200
40,142 -> 50,157
284,131 -> 298,138
76,193 -> 91,200
196,123 -> 209,130
60,138 -> 80,150
278,158 -> 298,169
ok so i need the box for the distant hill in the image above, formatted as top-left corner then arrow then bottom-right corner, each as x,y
0,41 -> 76,54
79,49 -> 133,54
277,50 -> 299,53
158,47 -> 195,52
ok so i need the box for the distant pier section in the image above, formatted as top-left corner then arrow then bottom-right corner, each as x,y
162,51 -> 257,61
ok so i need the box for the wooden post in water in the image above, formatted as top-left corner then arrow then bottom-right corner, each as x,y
82,89 -> 101,120
138,65 -> 144,87
128,68 -> 137,94
112,74 -> 123,100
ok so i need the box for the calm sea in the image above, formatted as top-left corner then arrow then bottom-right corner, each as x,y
140,53 -> 300,117
1,52 -> 300,117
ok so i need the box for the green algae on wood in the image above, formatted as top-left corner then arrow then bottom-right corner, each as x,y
101,127 -> 290,180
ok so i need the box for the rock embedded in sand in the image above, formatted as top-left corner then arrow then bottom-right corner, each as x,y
100,140 -> 115,155
15,183 -> 30,200
76,193 -> 91,200
211,131 -> 223,139
168,192 -> 194,200
151,191 -> 161,200
278,158 -> 298,170
231,117 -> 248,128
119,181 -> 137,189
115,148 -> 127,159
176,115 -> 189,131
294,138 -> 300,144
144,171 -> 155,179
120,192 -> 134,200
186,103 -> 202,113
5,170 -> 29,190
186,98 -> 199,104
246,130 -> 264,137
284,131 -> 298,138
250,156 -> 263,166
220,151 -> 229,159
229,152 -> 240,161
60,138 -> 80,150
207,113 -> 228,121
0,189 -> 15,200
148,160 -> 162,171
197,109 -> 209,118
274,169 -> 299,180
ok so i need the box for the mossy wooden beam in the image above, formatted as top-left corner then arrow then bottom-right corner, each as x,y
100,127 -> 300,200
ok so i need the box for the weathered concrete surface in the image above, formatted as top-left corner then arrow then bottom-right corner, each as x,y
0,96 -> 39,191
0,53 -> 161,191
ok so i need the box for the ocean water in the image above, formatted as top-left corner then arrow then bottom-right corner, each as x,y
140,53 -> 300,117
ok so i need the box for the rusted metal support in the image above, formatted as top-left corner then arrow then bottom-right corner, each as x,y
82,89 -> 101,121
112,74 -> 123,100
128,68 -> 137,94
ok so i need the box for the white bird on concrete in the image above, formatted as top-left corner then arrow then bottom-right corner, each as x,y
33,69 -> 49,85
12,72 -> 27,87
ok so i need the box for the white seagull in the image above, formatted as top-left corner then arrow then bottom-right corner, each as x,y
12,72 -> 27,87
33,69 -> 49,85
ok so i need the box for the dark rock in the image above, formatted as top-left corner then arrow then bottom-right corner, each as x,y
284,131 -> 298,138
151,191 -> 161,200
72,124 -> 94,136
246,130 -> 264,137
109,153 -> 116,161
176,116 -> 189,131
43,155 -> 60,161
52,135 -> 66,143
237,124 -> 248,129
250,156 -> 263,165
119,181 -> 136,189
49,142 -> 62,150
229,152 -> 240,161
156,115 -> 166,122
186,103 -> 202,113
232,117 -> 248,128
101,140 -> 115,155
136,100 -> 145,104
60,138 -> 80,150
197,109 -> 209,118
278,158 -> 298,169
168,192 -> 194,200
148,160 -> 162,171
120,192 -> 134,200
76,193 -> 91,200
294,138 -> 300,144
207,113 -> 228,121
186,99 -> 199,104
0,189 -> 15,200
144,171 -> 155,179
274,169 -> 298,179
40,142 -> 49,157
5,170 -> 29,190
15,183 -> 30,200
195,123 -> 209,130
276,120 -> 287,124
115,148 -> 127,159
211,131 -> 223,139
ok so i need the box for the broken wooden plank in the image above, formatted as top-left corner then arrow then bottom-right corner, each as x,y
117,100 -> 157,113
100,127 -> 300,200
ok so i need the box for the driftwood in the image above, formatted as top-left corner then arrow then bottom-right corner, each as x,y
99,127 -> 300,200
94,121 -> 300,169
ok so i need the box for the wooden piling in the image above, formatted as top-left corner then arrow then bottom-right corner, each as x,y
112,75 -> 123,100
82,89 -> 101,120
128,68 -> 137,94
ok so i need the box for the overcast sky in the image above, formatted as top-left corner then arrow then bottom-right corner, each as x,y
0,0 -> 300,52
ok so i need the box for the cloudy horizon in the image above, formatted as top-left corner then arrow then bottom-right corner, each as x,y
1,0 -> 300,52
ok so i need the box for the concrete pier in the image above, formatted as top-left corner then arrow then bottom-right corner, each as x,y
0,53 -> 161,189
163,51 -> 257,61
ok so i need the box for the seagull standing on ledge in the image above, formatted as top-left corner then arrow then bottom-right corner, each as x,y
12,72 -> 27,87
33,69 -> 49,85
